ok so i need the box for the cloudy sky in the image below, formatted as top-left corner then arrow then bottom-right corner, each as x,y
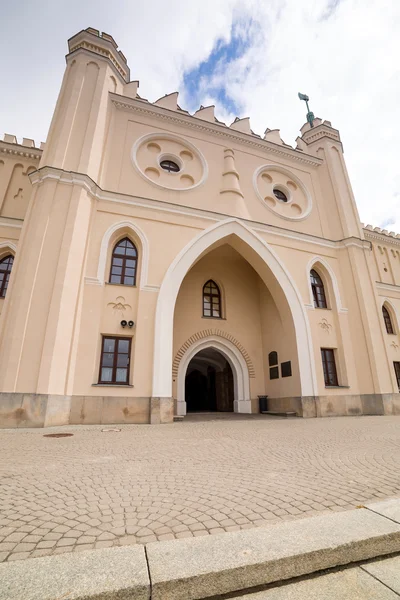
1,0 -> 399,231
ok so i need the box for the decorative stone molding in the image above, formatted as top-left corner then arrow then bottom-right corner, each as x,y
0,137 -> 42,160
107,296 -> 132,311
29,166 -> 370,253
319,318 -> 332,333
173,329 -> 255,379
111,96 -> 322,167
131,132 -> 207,192
390,340 -> 399,351
220,149 -> 243,198
253,164 -> 312,221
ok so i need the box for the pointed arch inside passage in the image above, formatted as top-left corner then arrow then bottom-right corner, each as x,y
109,237 -> 138,286
203,280 -> 221,318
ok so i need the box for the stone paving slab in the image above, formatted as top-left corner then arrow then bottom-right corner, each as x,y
146,507 -> 400,600
366,498 -> 400,525
362,556 -> 400,595
1,415 -> 400,562
233,568 -> 400,599
0,545 -> 150,600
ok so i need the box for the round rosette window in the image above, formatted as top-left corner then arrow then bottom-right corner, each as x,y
132,133 -> 207,191
253,165 -> 312,220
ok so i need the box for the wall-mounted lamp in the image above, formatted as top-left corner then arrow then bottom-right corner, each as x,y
120,320 -> 134,328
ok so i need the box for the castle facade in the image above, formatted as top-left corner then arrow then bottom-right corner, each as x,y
0,28 -> 399,427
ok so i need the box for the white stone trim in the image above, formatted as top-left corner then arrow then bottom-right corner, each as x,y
131,132 -> 208,192
176,336 -> 251,416
30,167 -> 371,253
0,218 -> 23,229
152,218 -> 318,399
0,241 -> 17,256
306,255 -> 348,313
253,164 -> 312,221
376,282 -> 400,293
89,220 -> 153,289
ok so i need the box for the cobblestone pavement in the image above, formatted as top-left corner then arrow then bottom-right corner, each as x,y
1,414 -> 400,563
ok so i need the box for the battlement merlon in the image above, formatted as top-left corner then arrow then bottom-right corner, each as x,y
0,134 -> 44,159
67,28 -> 130,84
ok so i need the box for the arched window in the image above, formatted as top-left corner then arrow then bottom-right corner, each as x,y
382,305 -> 395,334
203,280 -> 221,318
0,255 -> 14,298
310,269 -> 327,308
109,238 -> 137,286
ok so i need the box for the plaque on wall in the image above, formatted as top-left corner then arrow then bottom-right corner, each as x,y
269,366 -> 279,380
281,361 -> 292,378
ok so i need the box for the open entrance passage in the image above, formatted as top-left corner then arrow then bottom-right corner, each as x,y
185,348 -> 234,412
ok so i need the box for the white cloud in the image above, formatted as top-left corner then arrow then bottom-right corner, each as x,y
0,0 -> 399,230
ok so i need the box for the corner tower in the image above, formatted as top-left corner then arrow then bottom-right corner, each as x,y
0,29 -> 132,425
41,28 -> 130,180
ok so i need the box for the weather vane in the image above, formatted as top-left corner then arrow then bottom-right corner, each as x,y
298,92 -> 315,128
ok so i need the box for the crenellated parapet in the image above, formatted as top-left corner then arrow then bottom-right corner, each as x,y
68,28 -> 130,83
363,224 -> 400,241
0,135 -> 43,221
0,134 -> 44,158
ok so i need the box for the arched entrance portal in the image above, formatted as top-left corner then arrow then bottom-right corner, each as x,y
185,348 -> 234,412
177,336 -> 251,416
153,219 -> 317,404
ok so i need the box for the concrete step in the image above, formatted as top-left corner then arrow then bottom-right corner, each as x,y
230,556 -> 400,599
261,410 -> 297,417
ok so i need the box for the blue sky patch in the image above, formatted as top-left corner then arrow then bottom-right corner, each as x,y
182,21 -> 253,116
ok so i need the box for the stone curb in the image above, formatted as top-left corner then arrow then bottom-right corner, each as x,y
0,545 -> 150,600
1,500 -> 400,600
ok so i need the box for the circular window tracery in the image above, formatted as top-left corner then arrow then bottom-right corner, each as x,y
132,133 -> 207,191
253,165 -> 312,221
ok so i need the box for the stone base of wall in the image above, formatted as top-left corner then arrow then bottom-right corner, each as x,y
266,394 -> 400,418
0,394 -> 174,428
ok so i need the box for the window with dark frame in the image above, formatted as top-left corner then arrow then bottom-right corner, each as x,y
382,306 -> 395,334
99,336 -> 131,384
109,238 -> 137,286
310,269 -> 327,309
203,280 -> 222,318
268,351 -> 278,366
281,361 -> 292,378
0,255 -> 14,298
273,188 -> 288,202
394,362 -> 400,390
321,348 -> 338,386
160,160 -> 180,173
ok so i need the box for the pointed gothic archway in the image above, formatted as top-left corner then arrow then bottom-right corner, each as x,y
152,218 -> 317,402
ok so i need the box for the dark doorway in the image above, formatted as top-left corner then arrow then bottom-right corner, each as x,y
185,348 -> 234,412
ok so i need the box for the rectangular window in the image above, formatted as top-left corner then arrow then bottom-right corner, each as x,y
321,348 -> 338,386
394,362 -> 400,390
281,361 -> 292,378
99,336 -> 131,384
